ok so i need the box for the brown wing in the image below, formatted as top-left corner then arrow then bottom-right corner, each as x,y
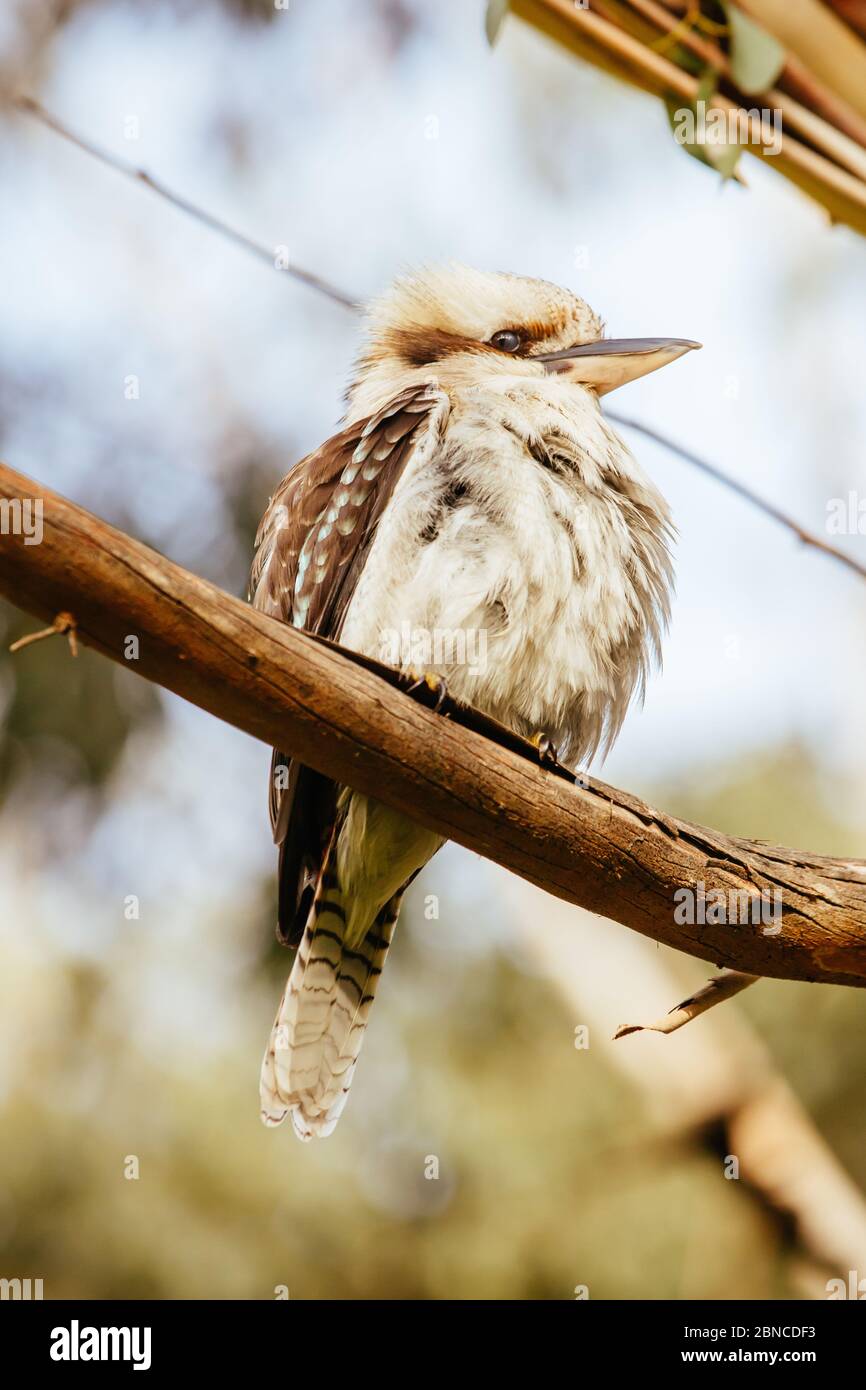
251,381 -> 447,945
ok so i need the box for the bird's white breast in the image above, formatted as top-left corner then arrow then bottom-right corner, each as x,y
339,375 -> 673,766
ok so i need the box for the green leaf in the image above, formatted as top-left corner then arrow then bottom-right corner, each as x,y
721,1 -> 785,95
665,97 -> 712,169
485,0 -> 509,48
696,67 -> 719,107
665,71 -> 742,183
712,140 -> 742,181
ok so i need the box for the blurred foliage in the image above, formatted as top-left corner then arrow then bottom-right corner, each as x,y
0,600 -> 161,793
0,909 -> 807,1299
660,738 -> 863,856
0,739 -> 862,1299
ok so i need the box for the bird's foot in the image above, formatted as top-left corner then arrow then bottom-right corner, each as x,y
407,668 -> 449,712
529,730 -> 562,770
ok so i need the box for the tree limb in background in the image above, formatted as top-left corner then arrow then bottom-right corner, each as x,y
506,877 -> 866,1291
504,0 -> 866,233
624,0 -> 866,176
606,414 -> 866,582
1,458 -> 865,988
11,96 -> 358,311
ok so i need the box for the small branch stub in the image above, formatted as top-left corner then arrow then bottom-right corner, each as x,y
613,969 -> 761,1039
9,610 -> 79,657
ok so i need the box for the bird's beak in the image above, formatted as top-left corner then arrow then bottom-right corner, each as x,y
535,337 -> 701,395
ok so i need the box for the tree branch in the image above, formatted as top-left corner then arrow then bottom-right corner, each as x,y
2,459 -> 865,987
11,96 -> 359,312
606,413 -> 866,583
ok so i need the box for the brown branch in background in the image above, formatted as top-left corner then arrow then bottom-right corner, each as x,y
633,0 -> 866,149
781,50 -> 866,151
509,0 -> 866,232
10,95 -> 864,588
735,0 -> 866,125
825,0 -> 866,45
11,96 -> 359,311
1,458 -> 865,988
606,413 -> 866,581
622,0 -> 866,177
573,0 -> 866,208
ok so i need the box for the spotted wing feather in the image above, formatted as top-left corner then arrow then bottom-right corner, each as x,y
250,382 -> 447,944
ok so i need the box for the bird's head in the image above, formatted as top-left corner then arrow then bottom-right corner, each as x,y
348,264 -> 699,416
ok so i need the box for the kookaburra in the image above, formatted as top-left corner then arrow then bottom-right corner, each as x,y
251,264 -> 698,1140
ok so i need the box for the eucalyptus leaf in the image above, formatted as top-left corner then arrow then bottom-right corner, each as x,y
696,67 -> 719,106
665,92 -> 741,182
665,97 -> 714,169
485,0 -> 509,48
721,1 -> 785,95
712,139 -> 742,181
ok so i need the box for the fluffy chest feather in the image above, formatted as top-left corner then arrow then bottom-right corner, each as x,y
339,377 -> 674,765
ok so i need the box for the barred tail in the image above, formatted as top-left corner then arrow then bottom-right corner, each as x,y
260,880 -> 402,1141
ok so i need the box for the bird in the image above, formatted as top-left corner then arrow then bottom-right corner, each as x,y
250,263 -> 699,1140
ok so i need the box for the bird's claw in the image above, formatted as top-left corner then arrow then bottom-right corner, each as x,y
530,730 -> 562,769
407,668 -> 449,712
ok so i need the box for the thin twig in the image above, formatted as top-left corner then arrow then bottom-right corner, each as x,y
12,96 -> 359,311
9,609 -> 79,657
10,96 -> 865,584
613,968 -> 760,1038
607,412 -> 866,582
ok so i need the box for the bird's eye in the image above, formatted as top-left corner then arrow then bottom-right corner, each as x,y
490,329 -> 521,353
